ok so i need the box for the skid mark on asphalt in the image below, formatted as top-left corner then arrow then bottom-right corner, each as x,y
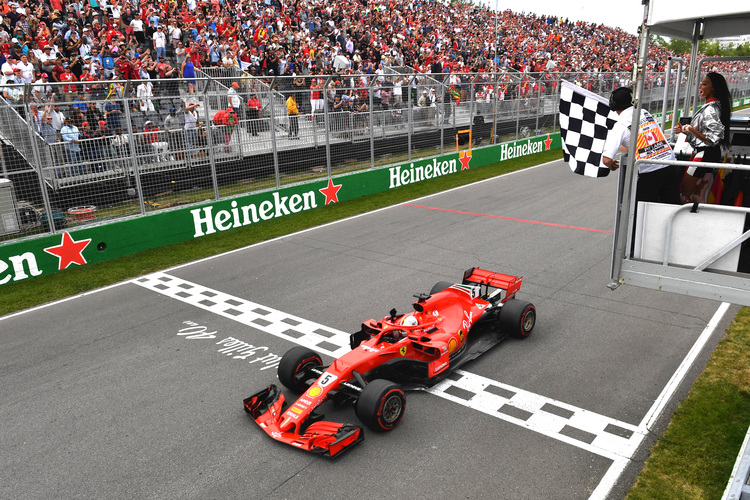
403,203 -> 614,234
134,271 -> 644,461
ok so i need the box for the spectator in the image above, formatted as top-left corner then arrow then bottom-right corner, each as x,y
164,105 -> 184,157
79,120 -> 96,162
227,81 -> 242,121
212,107 -> 238,152
143,120 -> 170,162
168,20 -> 182,51
153,24 -> 167,60
181,56 -> 196,95
174,41 -> 187,67
286,93 -> 299,139
60,117 -> 82,174
49,103 -> 66,132
130,15 -> 145,47
38,109 -> 58,145
17,54 -> 34,83
91,120 -> 114,170
31,66 -> 51,95
1,55 -> 18,84
137,79 -> 155,114
246,93 -> 261,136
39,46 -> 56,74
60,64 -> 78,101
184,101 -> 200,153
104,95 -> 123,131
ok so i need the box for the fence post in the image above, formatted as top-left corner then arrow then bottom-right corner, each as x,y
468,74 -> 476,146
268,84 -> 280,189
323,76 -> 332,177
122,81 -> 146,215
535,79 -> 541,134
407,74 -> 414,162
368,75 -> 375,169
23,86 -> 56,233
312,78 -> 319,149
201,82 -> 219,200
439,83 -> 445,155
515,91 -> 521,141
491,72 -> 499,144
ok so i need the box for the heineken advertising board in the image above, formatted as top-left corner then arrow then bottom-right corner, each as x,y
0,134 -> 560,286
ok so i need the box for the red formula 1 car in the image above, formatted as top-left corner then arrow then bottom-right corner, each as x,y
244,267 -> 536,457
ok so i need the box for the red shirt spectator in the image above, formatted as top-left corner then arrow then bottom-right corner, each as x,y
60,67 -> 78,94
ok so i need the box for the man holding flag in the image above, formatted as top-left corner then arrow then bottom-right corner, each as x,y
602,86 -> 681,205
560,81 -> 680,205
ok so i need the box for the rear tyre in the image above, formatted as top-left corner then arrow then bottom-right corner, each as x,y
430,281 -> 453,295
499,299 -> 536,338
356,379 -> 406,432
277,346 -> 323,393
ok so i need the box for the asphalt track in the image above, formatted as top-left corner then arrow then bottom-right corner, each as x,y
1,158 -> 736,499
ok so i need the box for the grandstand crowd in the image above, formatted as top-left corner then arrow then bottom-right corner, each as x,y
0,0 -> 748,162
1,0 -> 747,87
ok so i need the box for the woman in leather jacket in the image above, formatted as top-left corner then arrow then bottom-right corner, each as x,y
674,72 -> 732,202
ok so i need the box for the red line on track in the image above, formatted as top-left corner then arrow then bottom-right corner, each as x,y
402,203 -> 614,234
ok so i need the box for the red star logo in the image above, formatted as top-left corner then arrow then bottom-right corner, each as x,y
459,150 -> 472,170
544,134 -> 553,150
44,232 -> 92,271
319,178 -> 342,205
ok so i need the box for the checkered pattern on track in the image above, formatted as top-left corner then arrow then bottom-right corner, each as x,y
134,271 -> 352,358
134,271 -> 647,460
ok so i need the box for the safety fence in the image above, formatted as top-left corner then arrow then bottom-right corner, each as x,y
0,70 -> 749,243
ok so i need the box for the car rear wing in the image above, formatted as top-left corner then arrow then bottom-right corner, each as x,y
462,267 -> 523,303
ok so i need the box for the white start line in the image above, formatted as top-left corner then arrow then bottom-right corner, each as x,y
132,271 -> 729,499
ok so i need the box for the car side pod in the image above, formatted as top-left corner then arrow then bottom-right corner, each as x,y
243,385 -> 364,458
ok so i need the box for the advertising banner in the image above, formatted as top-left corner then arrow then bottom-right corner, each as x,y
0,134 -> 560,286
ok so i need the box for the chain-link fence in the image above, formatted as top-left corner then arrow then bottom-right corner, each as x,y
1,70 -> 749,244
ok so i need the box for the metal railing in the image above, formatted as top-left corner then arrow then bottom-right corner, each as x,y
1,70 -> 748,244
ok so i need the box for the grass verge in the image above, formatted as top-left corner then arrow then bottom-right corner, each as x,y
625,307 -> 750,500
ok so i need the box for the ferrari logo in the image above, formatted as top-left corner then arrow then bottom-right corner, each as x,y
400,346 -> 407,356
458,329 -> 464,342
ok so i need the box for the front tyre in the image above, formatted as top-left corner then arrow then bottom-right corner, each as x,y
356,379 -> 406,432
277,346 -> 323,393
499,299 -> 536,338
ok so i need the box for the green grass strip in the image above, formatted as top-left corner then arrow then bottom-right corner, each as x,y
626,307 -> 750,500
0,149 -> 562,316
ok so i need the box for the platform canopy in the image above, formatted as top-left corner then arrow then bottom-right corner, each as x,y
647,2 -> 750,40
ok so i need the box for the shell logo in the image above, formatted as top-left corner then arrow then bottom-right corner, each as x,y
307,386 -> 322,398
448,337 -> 457,353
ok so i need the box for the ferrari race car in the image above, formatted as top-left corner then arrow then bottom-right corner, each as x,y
244,267 -> 536,457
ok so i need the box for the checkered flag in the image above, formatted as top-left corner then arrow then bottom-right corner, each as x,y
559,80 -> 618,178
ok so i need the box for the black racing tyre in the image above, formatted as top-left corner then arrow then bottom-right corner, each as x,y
498,299 -> 536,339
356,379 -> 406,432
277,346 -> 323,393
430,281 -> 453,295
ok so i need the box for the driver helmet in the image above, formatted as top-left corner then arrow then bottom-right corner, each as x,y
400,315 -> 419,327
